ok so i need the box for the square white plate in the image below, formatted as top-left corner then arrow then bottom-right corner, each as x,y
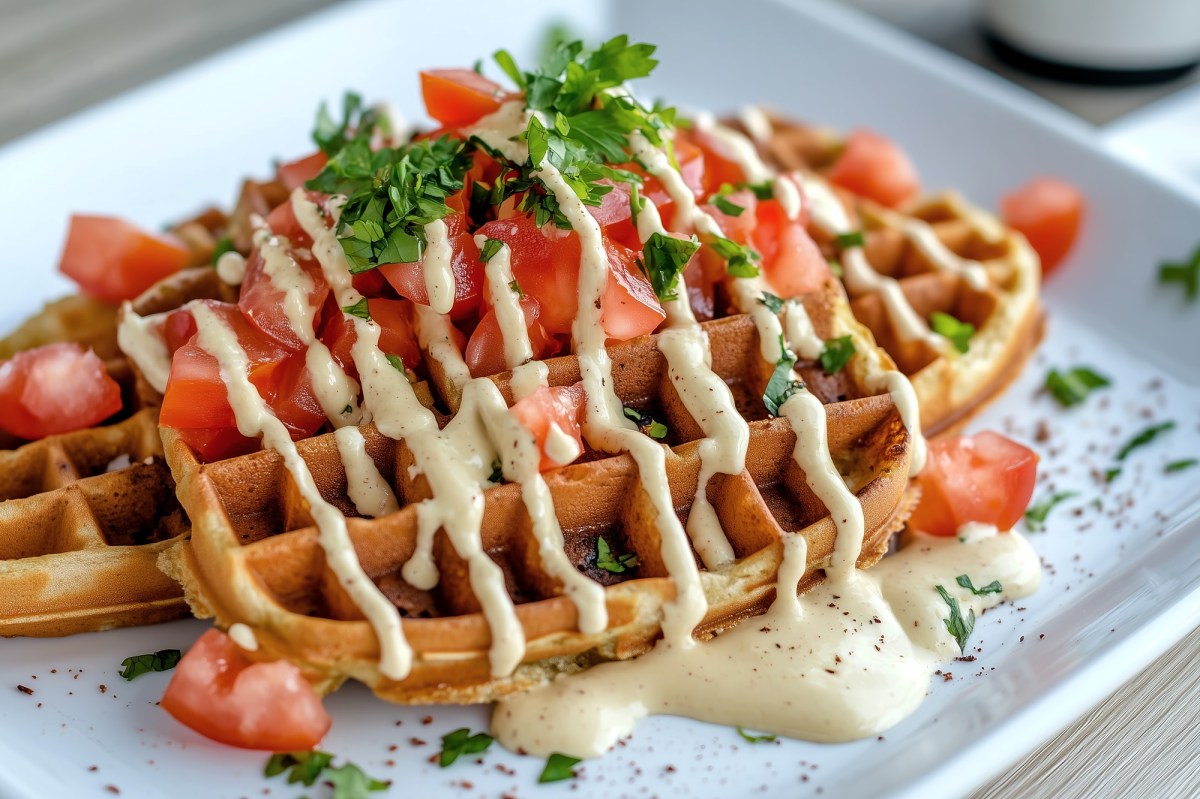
2,1 -> 1199,798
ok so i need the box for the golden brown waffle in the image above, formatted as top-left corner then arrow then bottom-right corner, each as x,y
159,278 -> 918,704
743,113 -> 1044,434
0,266 -> 234,637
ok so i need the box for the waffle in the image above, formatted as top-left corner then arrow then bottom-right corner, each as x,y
740,113 -> 1044,434
158,270 -> 918,704
0,258 -> 238,636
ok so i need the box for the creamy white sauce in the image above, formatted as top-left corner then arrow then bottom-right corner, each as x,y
421,218 -> 456,316
259,236 -> 318,343
543,421 -> 582,466
475,236 -> 533,371
116,304 -> 172,394
227,622 -> 259,652
334,425 -> 399,518
215,251 -> 247,286
510,360 -> 548,402
738,105 -> 775,146
413,303 -> 471,394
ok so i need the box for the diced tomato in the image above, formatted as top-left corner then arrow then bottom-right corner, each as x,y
753,199 -> 831,298
828,129 -> 921,208
477,214 -> 665,339
644,137 -> 707,228
679,127 -> 749,195
276,151 -> 328,192
420,69 -> 514,128
263,192 -> 319,249
465,296 -> 557,378
509,383 -> 587,471
908,431 -> 1039,537
58,215 -> 191,304
378,214 -> 484,320
703,189 -> 759,245
321,298 -> 423,379
1000,176 -> 1084,277
0,343 -> 122,440
161,629 -> 331,751
248,352 -> 327,441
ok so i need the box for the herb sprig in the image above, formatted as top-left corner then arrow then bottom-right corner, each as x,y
737,727 -> 777,743
623,406 -> 668,440
438,728 -> 494,767
119,649 -> 181,681
930,311 -> 974,354
1159,243 -> 1200,301
640,232 -> 699,302
312,91 -> 389,157
956,574 -> 1002,596
597,535 -> 639,573
935,584 -> 975,653
264,751 -> 388,799
819,335 -> 856,375
1044,367 -> 1110,408
1024,490 -> 1078,532
763,335 -> 804,416
539,753 -> 582,783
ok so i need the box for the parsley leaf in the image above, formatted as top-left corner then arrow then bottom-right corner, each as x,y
385,354 -> 406,373
710,235 -> 760,278
1044,366 -> 1110,408
539,753 -> 582,783
596,535 -> 639,573
930,311 -> 974,354
508,279 -> 523,296
711,194 -> 745,217
623,406 -> 668,440
210,237 -> 236,266
640,232 -> 699,302
819,335 -> 856,375
737,727 -> 777,743
489,458 -> 504,484
343,298 -> 371,321
758,291 -> 785,314
1024,490 -> 1078,532
835,230 -> 866,250
744,180 -> 774,201
312,91 -> 387,157
935,585 -> 975,654
264,752 -> 387,798
1116,421 -> 1176,461
118,649 -> 181,680
479,237 -> 504,263
1158,244 -> 1200,301
956,574 -> 1002,596
439,728 -> 494,767
763,335 -> 804,416
1166,458 -> 1198,474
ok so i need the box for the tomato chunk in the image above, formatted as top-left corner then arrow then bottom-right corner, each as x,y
58,215 -> 190,303
0,343 -> 122,440
909,431 -> 1039,537
276,151 -> 328,192
162,629 -> 331,751
420,69 -> 513,127
753,198 -> 831,298
509,383 -> 587,472
828,130 -> 921,208
378,214 -> 484,320
1000,176 -> 1084,277
320,298 -> 423,379
465,296 -> 557,378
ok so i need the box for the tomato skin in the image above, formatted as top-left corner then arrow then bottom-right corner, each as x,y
0,343 -> 123,440
320,298 -> 422,379
828,130 -> 921,208
509,383 -> 587,471
465,296 -> 557,378
420,69 -> 513,127
909,431 -> 1039,537
378,214 -> 484,320
58,215 -> 191,303
679,127 -> 749,195
752,199 -> 831,298
1000,177 -> 1084,276
161,629 -> 331,751
276,151 -> 328,192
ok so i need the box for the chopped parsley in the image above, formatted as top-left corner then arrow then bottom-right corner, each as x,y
737,727 -> 777,743
508,279 -> 523,296
265,752 -> 388,798
835,230 -> 866,250
711,193 -> 745,217
710,235 -> 760,278
539,753 -> 582,783
210,236 -> 236,266
763,335 -> 803,416
819,335 -> 856,375
342,404 -> 353,415
935,584 -> 975,654
385,353 -> 406,373
1044,366 -> 1110,408
1158,243 -> 1200,301
1104,467 -> 1122,483
758,291 -> 785,314
118,649 -> 181,680
438,728 -> 494,767
596,535 -> 639,573
343,298 -> 371,321
1116,421 -> 1176,462
744,180 -> 774,201
307,134 -> 473,274
639,232 -> 700,302
1166,458 -> 1198,474
930,311 -> 974,354
312,90 -> 388,157
956,574 -> 1002,596
489,458 -> 504,484
623,406 -> 668,440
479,237 -> 504,263
1024,490 -> 1078,532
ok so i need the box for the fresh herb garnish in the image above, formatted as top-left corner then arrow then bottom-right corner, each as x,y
828,258 -> 844,279
438,728 -> 494,767
930,311 -> 975,354
489,458 -> 504,484
312,90 -> 388,157
118,649 -> 181,680
210,237 -> 236,266
763,335 -> 804,416
1158,244 -> 1200,301
385,353 -> 406,373
758,291 -> 785,314
479,237 -> 504,263
835,230 -> 866,250
744,180 -> 774,201
711,193 -> 745,217
1024,490 -> 1078,532
1044,366 -> 1110,408
343,298 -> 371,321
639,232 -> 699,302
623,406 -> 668,440
307,135 -> 472,274
508,279 -> 524,296
1104,467 -> 1122,483
710,235 -> 760,278
1166,458 -> 1198,474
1116,421 -> 1176,462
596,535 -> 639,573
265,752 -> 388,798
956,574 -> 1002,596
539,753 -> 582,783
819,335 -> 856,375
737,727 -> 777,743
935,584 -> 975,654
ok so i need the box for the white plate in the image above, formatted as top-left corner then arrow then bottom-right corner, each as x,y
2,1 -> 1200,798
